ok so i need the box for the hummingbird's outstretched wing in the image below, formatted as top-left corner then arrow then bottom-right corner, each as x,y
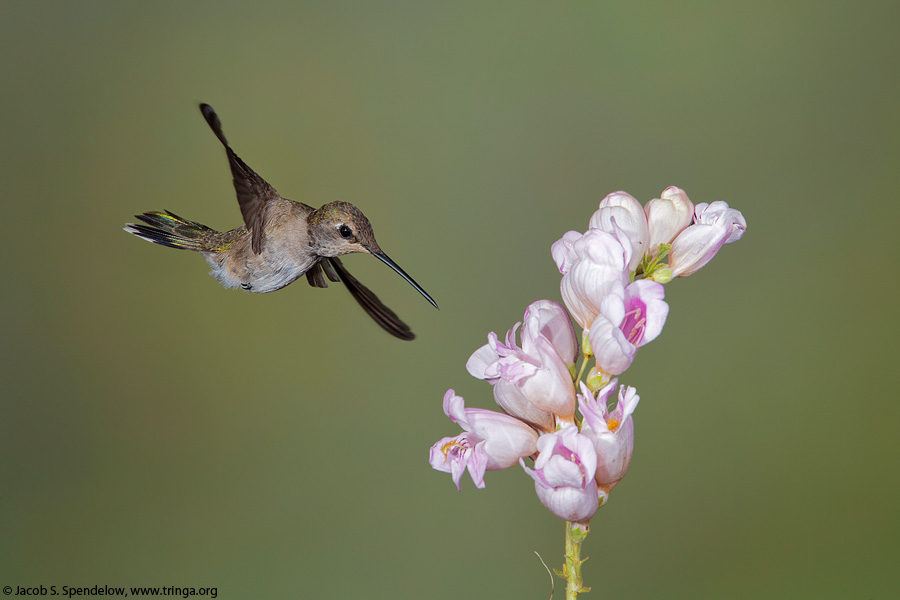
327,257 -> 415,341
200,104 -> 277,255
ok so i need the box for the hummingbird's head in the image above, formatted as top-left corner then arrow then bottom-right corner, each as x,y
309,201 -> 439,311
309,201 -> 381,258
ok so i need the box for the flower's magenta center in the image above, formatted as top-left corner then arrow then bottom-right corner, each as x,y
556,445 -> 575,462
622,303 -> 646,345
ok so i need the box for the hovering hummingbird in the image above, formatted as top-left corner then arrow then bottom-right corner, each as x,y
125,103 -> 438,340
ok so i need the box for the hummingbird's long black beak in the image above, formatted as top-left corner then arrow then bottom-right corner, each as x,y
368,248 -> 439,310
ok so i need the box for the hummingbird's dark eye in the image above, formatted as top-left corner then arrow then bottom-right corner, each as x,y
338,224 -> 353,239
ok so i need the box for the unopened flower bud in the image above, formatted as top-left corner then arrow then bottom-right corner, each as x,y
586,365 -> 609,393
645,186 -> 694,254
589,191 -> 649,271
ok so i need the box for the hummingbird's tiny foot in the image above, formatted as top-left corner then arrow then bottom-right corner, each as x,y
241,282 -> 253,291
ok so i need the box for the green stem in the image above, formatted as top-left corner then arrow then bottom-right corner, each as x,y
564,521 -> 590,599
575,355 -> 590,384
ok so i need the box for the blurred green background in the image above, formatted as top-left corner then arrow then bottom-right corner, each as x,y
2,1 -> 898,598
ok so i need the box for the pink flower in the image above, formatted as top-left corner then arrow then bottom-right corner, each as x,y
587,279 -> 668,375
589,191 -> 650,272
550,230 -> 586,276
552,228 -> 632,330
644,186 -> 694,254
521,300 -> 579,370
578,381 -> 638,488
467,302 -> 578,430
669,201 -> 747,277
429,390 -> 539,490
521,426 -> 601,522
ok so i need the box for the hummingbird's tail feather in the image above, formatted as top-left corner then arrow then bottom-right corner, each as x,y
124,211 -> 218,252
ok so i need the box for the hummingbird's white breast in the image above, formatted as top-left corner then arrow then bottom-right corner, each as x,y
203,200 -> 316,293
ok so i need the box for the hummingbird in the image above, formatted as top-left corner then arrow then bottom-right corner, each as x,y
125,103 -> 438,340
